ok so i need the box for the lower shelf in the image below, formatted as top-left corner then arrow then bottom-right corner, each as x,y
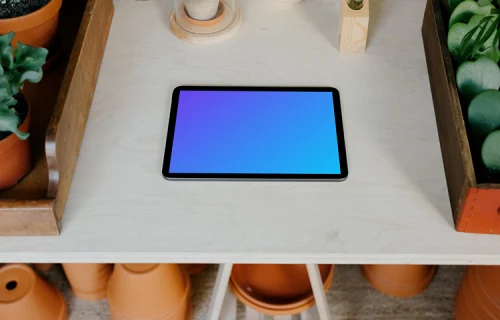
41,264 -> 463,319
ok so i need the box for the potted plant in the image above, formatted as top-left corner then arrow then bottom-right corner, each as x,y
447,0 -> 500,177
421,0 -> 500,234
0,0 -> 62,49
0,31 -> 48,190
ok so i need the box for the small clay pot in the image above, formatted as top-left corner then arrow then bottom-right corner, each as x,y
0,96 -> 31,191
455,266 -> 500,320
184,264 -> 207,275
230,264 -> 334,316
0,264 -> 67,320
107,264 -> 192,320
361,264 -> 436,298
184,0 -> 220,21
0,0 -> 62,49
34,264 -> 55,273
62,264 -> 113,301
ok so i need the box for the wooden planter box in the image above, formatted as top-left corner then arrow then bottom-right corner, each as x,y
422,0 -> 500,234
0,0 -> 114,236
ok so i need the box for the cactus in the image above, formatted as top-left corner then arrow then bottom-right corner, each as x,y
0,32 -> 48,140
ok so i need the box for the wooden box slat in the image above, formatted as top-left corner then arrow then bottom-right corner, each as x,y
422,0 -> 500,234
0,0 -> 114,236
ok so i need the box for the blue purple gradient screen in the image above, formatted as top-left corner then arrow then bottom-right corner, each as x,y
169,90 -> 341,174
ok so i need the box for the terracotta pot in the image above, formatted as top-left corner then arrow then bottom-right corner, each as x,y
361,264 -> 436,298
62,264 -> 113,301
107,264 -> 192,320
34,264 -> 55,273
0,0 -> 62,49
455,266 -> 500,320
0,97 -> 31,191
184,264 -> 207,275
0,264 -> 67,320
230,264 -> 334,316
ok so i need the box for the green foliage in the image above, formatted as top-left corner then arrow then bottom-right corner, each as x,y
482,130 -> 500,172
449,1 -> 495,27
448,14 -> 500,63
456,57 -> 500,100
468,90 -> 500,135
0,32 -> 48,140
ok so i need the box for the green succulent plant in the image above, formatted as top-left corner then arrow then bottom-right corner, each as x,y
0,32 -> 48,140
456,57 -> 500,101
482,130 -> 500,172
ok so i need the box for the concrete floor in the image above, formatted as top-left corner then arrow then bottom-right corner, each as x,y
42,264 -> 465,319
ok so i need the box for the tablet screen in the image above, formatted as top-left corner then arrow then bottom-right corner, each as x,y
163,87 -> 348,180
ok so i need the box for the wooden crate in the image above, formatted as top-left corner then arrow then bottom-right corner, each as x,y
0,0 -> 114,236
422,0 -> 500,234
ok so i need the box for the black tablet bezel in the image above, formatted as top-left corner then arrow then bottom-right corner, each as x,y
163,86 -> 348,181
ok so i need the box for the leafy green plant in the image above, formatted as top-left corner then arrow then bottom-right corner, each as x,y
468,90 -> 500,135
0,32 -> 48,140
448,14 -> 500,63
449,0 -> 495,26
456,57 -> 500,100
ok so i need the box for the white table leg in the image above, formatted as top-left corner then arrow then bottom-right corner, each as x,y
306,264 -> 331,320
245,306 -> 265,320
300,306 -> 320,320
220,289 -> 237,320
207,263 -> 234,320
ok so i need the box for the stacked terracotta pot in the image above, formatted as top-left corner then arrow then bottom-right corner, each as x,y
230,264 -> 334,316
455,266 -> 500,319
361,264 -> 436,297
108,264 -> 192,320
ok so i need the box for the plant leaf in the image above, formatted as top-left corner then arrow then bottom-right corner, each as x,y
468,90 -> 500,135
450,1 -> 495,27
456,57 -> 500,100
0,104 -> 28,140
14,42 -> 48,71
482,130 -> 500,173
11,69 -> 43,88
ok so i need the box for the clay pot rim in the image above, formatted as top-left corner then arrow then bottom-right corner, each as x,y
183,1 -> 226,27
230,265 -> 334,315
107,266 -> 191,320
0,94 -> 30,151
0,0 -> 63,32
0,264 -> 36,304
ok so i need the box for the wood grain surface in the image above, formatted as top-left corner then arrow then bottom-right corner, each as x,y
339,0 -> 369,53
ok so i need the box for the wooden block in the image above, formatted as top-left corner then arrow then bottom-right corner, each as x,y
339,0 -> 369,54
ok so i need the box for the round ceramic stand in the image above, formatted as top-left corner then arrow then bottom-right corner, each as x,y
169,4 -> 242,44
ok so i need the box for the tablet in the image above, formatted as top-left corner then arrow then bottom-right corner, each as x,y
163,86 -> 348,181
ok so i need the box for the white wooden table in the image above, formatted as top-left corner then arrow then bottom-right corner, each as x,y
1,0 -> 499,318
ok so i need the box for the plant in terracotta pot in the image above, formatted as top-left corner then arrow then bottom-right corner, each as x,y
0,31 -> 48,190
446,0 -> 500,179
0,0 -> 62,49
